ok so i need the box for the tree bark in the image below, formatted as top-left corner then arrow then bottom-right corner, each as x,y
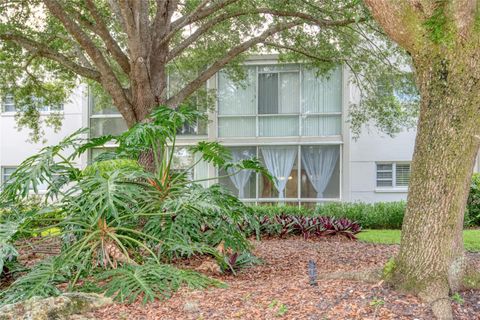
391,51 -> 480,319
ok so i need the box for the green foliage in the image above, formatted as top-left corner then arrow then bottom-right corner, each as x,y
0,106 -> 266,306
249,202 -> 406,229
358,229 -> 480,252
97,262 -> 225,304
382,257 -> 397,281
423,2 -> 453,45
466,173 -> 480,226
451,292 -> 464,305
0,257 -> 67,305
0,0 -> 417,142
318,202 -> 406,229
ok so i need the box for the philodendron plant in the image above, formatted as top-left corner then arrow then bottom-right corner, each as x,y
0,106 -> 270,304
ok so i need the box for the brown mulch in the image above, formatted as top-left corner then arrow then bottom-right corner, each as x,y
88,238 -> 480,320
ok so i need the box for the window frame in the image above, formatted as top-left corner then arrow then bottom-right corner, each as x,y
217,143 -> 342,203
216,64 -> 343,139
375,162 -> 411,190
1,167 -> 17,187
1,95 -> 64,114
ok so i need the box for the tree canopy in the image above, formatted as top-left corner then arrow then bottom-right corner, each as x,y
0,0 -> 416,141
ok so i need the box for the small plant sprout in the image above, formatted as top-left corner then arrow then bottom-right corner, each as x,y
370,297 -> 385,319
451,292 -> 464,304
267,299 -> 288,317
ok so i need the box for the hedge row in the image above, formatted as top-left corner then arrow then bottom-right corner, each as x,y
250,173 -> 480,229
250,202 -> 405,229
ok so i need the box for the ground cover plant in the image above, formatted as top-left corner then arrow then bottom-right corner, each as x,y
358,230 -> 480,252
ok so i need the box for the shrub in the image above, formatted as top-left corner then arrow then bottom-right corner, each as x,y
466,173 -> 480,226
318,202 -> 405,229
257,214 -> 361,239
0,106 -> 269,306
249,202 -> 406,230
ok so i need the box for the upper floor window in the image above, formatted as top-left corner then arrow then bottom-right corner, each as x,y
2,95 -> 15,112
217,65 -> 342,138
1,167 -> 16,186
2,95 -> 63,113
376,162 -> 411,188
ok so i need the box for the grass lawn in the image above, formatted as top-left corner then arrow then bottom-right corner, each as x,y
358,229 -> 480,252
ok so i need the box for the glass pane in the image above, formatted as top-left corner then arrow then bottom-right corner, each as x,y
259,116 -> 298,137
377,171 -> 393,179
2,167 -> 16,185
258,73 -> 278,114
300,145 -> 340,199
90,94 -> 119,115
3,95 -> 15,112
302,115 -> 341,136
218,117 -> 255,137
279,72 -> 300,114
302,67 -> 342,113
193,155 -> 209,187
218,68 -> 256,115
377,180 -> 393,187
259,146 -> 298,199
396,164 -> 411,187
218,147 -> 256,199
172,147 -> 194,169
178,118 -> 207,135
377,164 -> 393,171
90,117 -> 128,137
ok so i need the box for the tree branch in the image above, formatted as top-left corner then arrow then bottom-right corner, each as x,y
43,0 -> 137,125
167,10 -> 250,61
363,0 -> 422,52
84,0 -> 131,74
263,41 -> 346,63
167,8 -> 363,62
162,0 -> 240,47
0,32 -> 101,81
167,20 -> 302,107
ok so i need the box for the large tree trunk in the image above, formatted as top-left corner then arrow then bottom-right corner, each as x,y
391,52 -> 480,319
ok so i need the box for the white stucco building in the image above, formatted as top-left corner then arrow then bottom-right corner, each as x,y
1,56 -> 477,205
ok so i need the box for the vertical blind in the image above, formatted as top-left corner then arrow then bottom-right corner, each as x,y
217,65 -> 342,138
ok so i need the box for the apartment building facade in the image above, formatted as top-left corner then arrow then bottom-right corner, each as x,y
2,56 -> 475,204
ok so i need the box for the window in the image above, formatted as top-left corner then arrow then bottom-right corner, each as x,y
395,163 -> 411,187
1,167 -> 16,186
376,163 -> 411,188
217,65 -> 342,138
218,145 -> 341,201
2,95 -> 63,113
90,117 -> 128,138
171,147 -> 209,185
1,167 -> 51,191
2,95 -> 15,112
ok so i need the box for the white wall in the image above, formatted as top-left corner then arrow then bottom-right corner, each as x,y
347,126 -> 416,203
0,85 -> 87,171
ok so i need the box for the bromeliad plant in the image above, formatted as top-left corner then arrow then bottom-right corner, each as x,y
256,215 -> 361,240
0,106 -> 269,305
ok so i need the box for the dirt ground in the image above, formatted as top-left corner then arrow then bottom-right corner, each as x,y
90,237 -> 480,320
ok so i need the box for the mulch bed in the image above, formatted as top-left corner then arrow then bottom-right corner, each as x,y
89,237 -> 480,320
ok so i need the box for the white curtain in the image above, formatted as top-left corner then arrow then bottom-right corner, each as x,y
301,146 -> 339,198
227,148 -> 255,198
260,146 -> 297,199
279,72 -> 300,114
302,67 -> 342,114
